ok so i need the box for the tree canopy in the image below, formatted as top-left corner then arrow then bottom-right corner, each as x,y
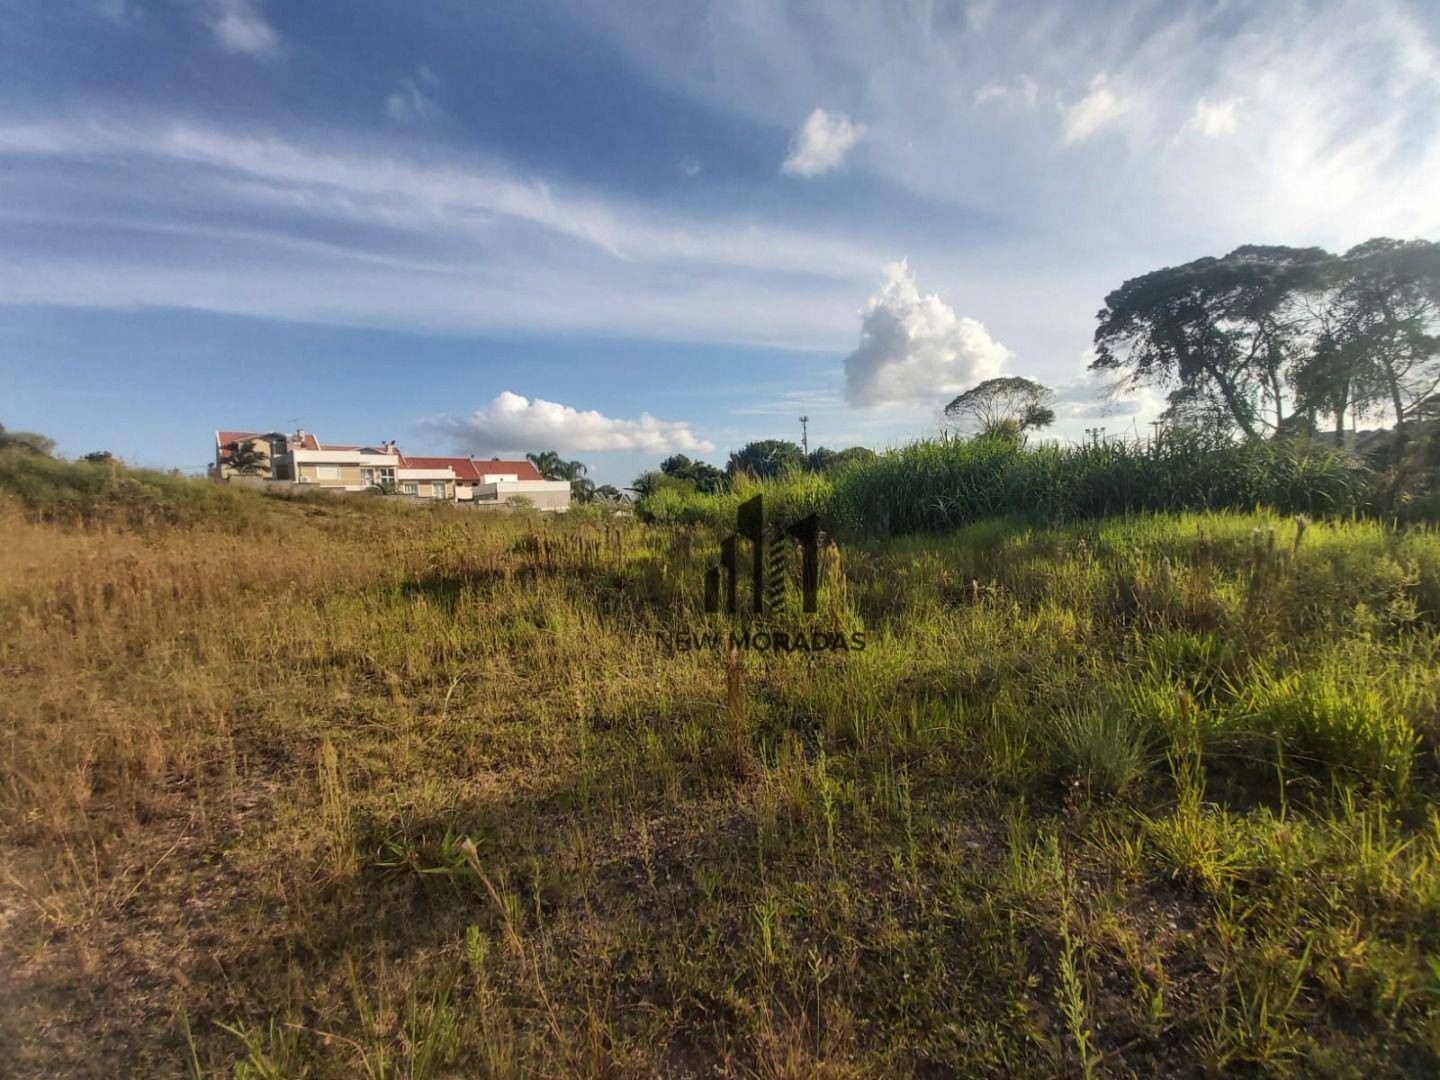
526,450 -> 597,500
726,439 -> 805,479
804,445 -> 877,472
1091,240 -> 1440,442
944,377 -> 1056,441
660,453 -> 727,493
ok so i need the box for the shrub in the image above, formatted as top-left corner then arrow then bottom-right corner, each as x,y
636,469 -> 834,531
0,450 -> 254,527
1051,705 -> 1157,799
1223,655 -> 1420,793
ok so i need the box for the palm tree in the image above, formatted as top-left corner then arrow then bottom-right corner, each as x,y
526,450 -> 565,479
526,451 -> 595,500
554,459 -> 592,501
225,442 -> 267,475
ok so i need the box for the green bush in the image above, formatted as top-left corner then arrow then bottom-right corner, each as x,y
1223,654 -> 1421,793
0,450 -> 254,527
636,469 -> 834,531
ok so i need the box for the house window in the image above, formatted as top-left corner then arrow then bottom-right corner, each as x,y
361,468 -> 375,486
432,481 -> 447,497
403,482 -> 418,496
379,467 -> 395,485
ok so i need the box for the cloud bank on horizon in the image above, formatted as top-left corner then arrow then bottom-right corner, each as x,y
2,0 -> 1438,469
425,393 -> 714,456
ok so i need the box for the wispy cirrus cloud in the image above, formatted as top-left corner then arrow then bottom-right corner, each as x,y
975,74 -> 1039,107
0,118 -> 886,346
1185,96 -> 1243,138
385,67 -> 443,125
0,120 -> 879,277
1059,73 -> 1128,145
577,0 -> 1440,244
208,0 -> 279,58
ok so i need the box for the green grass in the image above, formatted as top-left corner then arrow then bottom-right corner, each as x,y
639,432 -> 1374,538
3,458 -> 1440,1075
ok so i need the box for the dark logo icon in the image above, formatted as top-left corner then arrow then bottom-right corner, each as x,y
703,495 -> 819,615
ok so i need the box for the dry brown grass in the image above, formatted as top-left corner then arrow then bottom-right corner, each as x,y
3,468 -> 1440,1076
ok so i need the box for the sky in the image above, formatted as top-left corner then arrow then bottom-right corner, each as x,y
2,0 -> 1438,484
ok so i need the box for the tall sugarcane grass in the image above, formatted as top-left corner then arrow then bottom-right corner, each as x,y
639,432 -> 1371,538
831,432 -> 1368,536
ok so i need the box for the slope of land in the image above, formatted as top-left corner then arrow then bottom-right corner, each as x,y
2,459 -> 1439,1076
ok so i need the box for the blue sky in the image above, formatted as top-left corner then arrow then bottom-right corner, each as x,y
3,0 -> 1438,484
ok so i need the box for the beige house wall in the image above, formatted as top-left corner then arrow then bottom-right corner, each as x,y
470,480 -> 571,511
398,478 -> 455,499
296,462 -> 366,488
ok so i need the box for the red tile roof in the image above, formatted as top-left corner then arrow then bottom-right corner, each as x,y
217,432 -> 322,460
399,455 -> 543,481
217,430 -> 260,447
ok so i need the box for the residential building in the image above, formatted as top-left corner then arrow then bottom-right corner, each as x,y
213,429 -> 571,509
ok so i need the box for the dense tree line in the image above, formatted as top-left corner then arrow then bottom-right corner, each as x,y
631,442 -> 876,496
1090,238 -> 1440,443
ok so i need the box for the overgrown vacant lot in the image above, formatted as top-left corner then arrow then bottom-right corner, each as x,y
3,473 -> 1440,1075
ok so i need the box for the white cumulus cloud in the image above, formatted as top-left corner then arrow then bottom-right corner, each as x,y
1185,96 -> 1242,137
209,0 -> 279,58
844,260 -> 1011,407
781,108 -> 866,177
425,391 -> 714,455
1060,73 -> 1127,145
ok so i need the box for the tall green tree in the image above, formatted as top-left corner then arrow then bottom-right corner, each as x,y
944,377 -> 1056,441
525,450 -> 595,500
526,450 -> 565,479
1091,245 -> 1333,438
726,439 -> 804,480
1292,331 -> 1363,445
660,454 -> 726,493
1320,239 -> 1440,440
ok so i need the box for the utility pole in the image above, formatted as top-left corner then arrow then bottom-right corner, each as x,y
799,415 -> 809,457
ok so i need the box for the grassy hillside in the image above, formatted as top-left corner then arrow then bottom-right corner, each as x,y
3,457 -> 1440,1075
